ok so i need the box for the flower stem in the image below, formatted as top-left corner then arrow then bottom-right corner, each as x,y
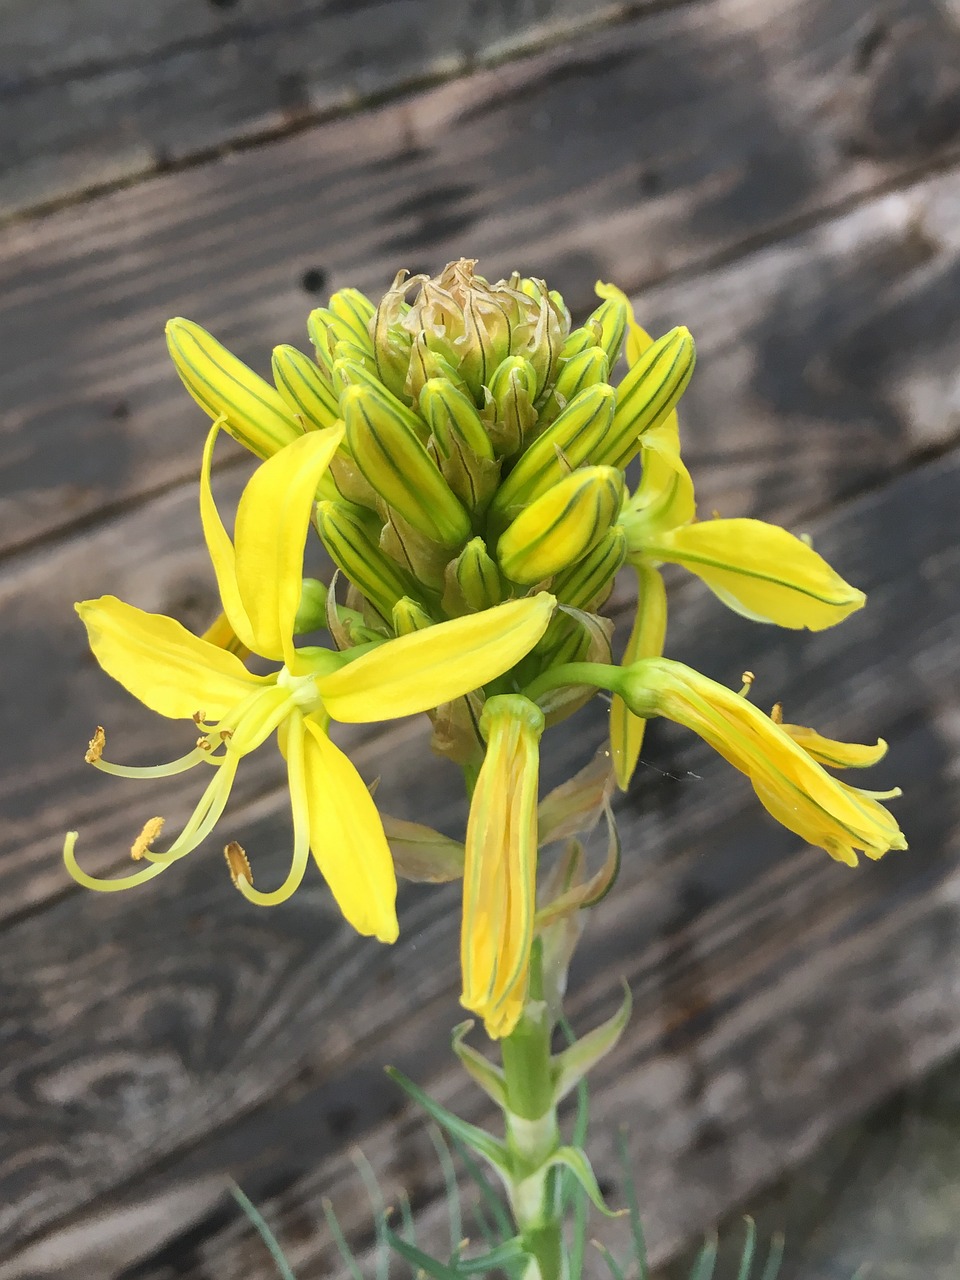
523,660 -> 619,705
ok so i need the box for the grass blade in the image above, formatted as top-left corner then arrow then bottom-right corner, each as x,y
228,1181 -> 297,1280
615,1128 -> 648,1280
322,1197 -> 365,1280
734,1218 -> 756,1280
688,1236 -> 718,1280
428,1124 -> 463,1258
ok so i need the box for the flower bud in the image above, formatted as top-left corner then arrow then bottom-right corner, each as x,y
483,355 -> 539,457
327,288 -> 376,350
342,384 -> 472,548
597,326 -> 695,468
271,345 -> 340,431
497,466 -> 624,584
166,318 -> 302,459
420,379 -> 501,515
490,383 -> 616,521
551,525 -> 626,611
443,537 -> 504,616
582,291 -> 628,367
334,358 -> 427,440
535,345 -> 610,430
316,499 -> 418,622
405,332 -> 470,403
392,596 -> 434,635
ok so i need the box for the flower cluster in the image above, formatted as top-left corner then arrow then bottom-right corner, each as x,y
66,259 -> 905,1039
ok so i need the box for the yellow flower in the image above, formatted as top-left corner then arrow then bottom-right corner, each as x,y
65,422 -> 556,942
461,695 -> 544,1039
616,658 -> 906,866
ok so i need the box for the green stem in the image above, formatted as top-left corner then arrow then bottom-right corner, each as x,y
523,660 -> 619,705
499,946 -> 564,1280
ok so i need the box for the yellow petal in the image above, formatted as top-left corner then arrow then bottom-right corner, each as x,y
460,696 -> 543,1039
233,426 -> 344,663
623,424 -> 695,544
610,564 -> 667,790
783,724 -> 888,769
318,594 -> 556,723
647,519 -> 866,630
77,596 -> 269,720
200,420 -> 257,653
300,717 -> 398,942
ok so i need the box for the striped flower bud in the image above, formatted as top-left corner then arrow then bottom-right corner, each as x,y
551,525 -> 627,611
421,379 -> 501,515
443,537 -> 504,616
490,384 -> 616,522
271,345 -> 340,431
316,500 -> 418,622
484,356 -> 539,458
406,331 -> 470,403
334,358 -> 427,440
342,384 -> 472,548
595,326 -> 695,468
535,345 -> 610,430
166,318 -> 302,459
497,466 -> 624,584
582,291 -> 628,367
327,288 -> 376,350
392,597 -> 434,635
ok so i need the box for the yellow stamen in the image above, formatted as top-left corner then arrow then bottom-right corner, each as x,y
85,725 -> 106,764
131,816 -> 165,861
224,841 -> 253,887
739,671 -> 755,697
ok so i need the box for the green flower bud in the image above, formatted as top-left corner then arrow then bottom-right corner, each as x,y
420,378 -> 501,514
596,326 -> 695,468
560,323 -> 603,360
392,596 -> 434,635
550,525 -> 627,611
483,355 -> 539,458
342,384 -> 472,548
334,358 -> 427,440
535,345 -> 611,431
443,537 -> 504,616
316,500 -> 418,622
497,466 -> 624,584
306,308 -> 336,376
582,293 -> 628,367
327,288 -> 376,351
294,577 -> 329,633
166,318 -> 302,459
372,272 -> 415,399
406,331 -> 470,403
380,509 -> 451,591
490,384 -> 616,522
271,345 -> 340,431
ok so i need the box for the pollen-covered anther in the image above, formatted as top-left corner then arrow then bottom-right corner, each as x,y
771,701 -> 784,724
131,816 -> 165,861
192,710 -> 207,726
196,735 -> 213,751
85,725 -> 106,764
224,841 -> 253,888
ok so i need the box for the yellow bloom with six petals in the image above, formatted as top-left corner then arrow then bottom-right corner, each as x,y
65,423 -> 556,943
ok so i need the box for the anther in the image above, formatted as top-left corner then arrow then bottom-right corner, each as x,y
771,702 -> 784,724
739,671 -> 755,697
224,841 -> 253,888
192,710 -> 207,726
131,816 -> 165,861
85,725 -> 106,764
196,736 -> 213,751
219,729 -> 233,741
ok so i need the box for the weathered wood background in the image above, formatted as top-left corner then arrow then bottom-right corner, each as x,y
2,0 -> 959,1275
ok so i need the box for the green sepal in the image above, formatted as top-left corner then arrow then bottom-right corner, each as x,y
451,1021 -> 508,1108
538,750 -> 615,847
536,802 -> 621,927
551,981 -> 632,1103
382,815 -> 465,883
385,1067 -> 512,1179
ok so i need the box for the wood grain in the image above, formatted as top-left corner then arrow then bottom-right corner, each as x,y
0,0 -> 642,217
0,447 -> 955,1275
4,0 -> 960,553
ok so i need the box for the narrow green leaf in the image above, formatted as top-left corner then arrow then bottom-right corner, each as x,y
385,1229 -> 462,1280
449,1135 -> 514,1243
227,1181 -> 297,1280
386,1067 -> 512,1178
553,981 -> 632,1103
451,1022 -> 508,1109
454,1237 -> 530,1274
428,1125 -> 463,1258
546,1147 -> 622,1219
688,1235 -> 718,1280
352,1149 -> 391,1280
592,1240 -> 627,1280
615,1128 -> 649,1280
759,1234 -> 785,1280
735,1218 -> 757,1280
322,1198 -> 365,1280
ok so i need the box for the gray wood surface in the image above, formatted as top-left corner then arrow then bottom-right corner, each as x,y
2,0 -> 960,1275
0,0 -> 633,217
4,0 -> 960,556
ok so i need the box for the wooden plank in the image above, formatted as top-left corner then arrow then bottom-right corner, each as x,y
5,151 -> 960,921
0,446 -> 956,1274
0,0 -> 642,217
5,0 -> 960,552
